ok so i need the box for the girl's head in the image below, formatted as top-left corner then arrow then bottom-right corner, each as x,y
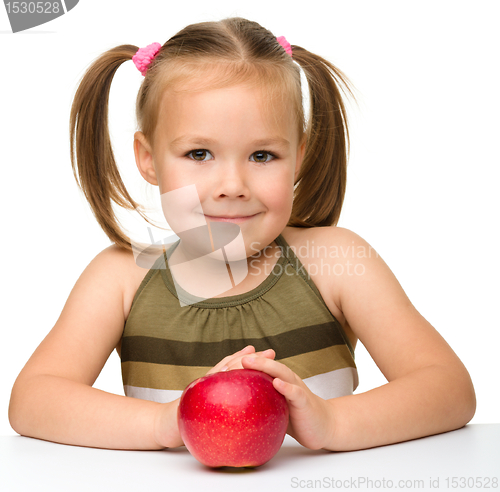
136,19 -> 305,150
70,17 -> 354,251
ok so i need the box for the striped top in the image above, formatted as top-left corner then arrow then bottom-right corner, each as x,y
121,233 -> 358,403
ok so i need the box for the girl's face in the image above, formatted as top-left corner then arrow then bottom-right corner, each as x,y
134,83 -> 305,257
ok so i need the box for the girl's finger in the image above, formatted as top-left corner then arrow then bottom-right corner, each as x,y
217,345 -> 255,366
206,345 -> 256,374
241,355 -> 296,383
254,348 -> 276,359
236,345 -> 255,355
221,350 -> 275,372
273,378 -> 308,409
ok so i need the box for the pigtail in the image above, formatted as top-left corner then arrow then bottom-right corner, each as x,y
289,46 -> 355,228
69,45 -> 146,250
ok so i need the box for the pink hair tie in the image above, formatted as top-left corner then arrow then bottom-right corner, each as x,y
132,42 -> 162,76
277,36 -> 292,57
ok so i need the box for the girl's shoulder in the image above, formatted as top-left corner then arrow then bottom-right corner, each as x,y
89,244 -> 169,321
282,224 -> 363,246
281,225 -> 377,272
281,225 -> 379,282
280,225 -> 374,269
280,225 -> 375,347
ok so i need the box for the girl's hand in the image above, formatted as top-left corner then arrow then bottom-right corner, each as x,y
205,345 -> 276,375
153,398 -> 184,448
241,356 -> 335,450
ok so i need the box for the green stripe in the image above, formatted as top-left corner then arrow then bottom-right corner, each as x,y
121,322 -> 348,366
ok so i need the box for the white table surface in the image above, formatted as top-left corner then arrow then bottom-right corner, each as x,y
1,424 -> 499,492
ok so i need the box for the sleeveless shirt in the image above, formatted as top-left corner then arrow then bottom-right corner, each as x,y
121,233 -> 358,403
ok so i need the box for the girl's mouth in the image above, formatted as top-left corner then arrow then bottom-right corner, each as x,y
204,213 -> 259,224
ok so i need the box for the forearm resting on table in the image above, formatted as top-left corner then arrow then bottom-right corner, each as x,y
325,364 -> 476,451
9,374 -> 181,450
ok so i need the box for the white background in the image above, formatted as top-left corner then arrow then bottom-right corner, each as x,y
1,0 -> 498,438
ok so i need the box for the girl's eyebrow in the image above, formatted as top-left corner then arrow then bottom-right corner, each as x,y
252,137 -> 291,149
170,135 -> 291,149
170,135 -> 216,149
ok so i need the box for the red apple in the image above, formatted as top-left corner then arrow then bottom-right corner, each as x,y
177,368 -> 289,468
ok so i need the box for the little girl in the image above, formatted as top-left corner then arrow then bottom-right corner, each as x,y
9,17 -> 475,452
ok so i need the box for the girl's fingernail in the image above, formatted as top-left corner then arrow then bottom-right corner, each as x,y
220,366 -> 228,372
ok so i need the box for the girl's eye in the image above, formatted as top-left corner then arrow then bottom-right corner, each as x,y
187,149 -> 213,162
250,151 -> 275,163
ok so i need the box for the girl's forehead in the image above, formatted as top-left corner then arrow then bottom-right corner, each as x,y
155,82 -> 299,144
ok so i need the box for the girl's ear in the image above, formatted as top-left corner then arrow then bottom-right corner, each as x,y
134,132 -> 158,186
294,137 -> 306,182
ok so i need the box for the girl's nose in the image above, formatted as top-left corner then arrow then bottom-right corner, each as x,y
213,162 -> 250,199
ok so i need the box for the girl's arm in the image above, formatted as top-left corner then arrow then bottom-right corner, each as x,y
8,246 -> 178,449
241,227 -> 476,451
327,228 -> 476,450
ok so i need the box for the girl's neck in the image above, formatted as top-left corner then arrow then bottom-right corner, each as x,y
168,239 -> 282,299
214,240 -> 282,298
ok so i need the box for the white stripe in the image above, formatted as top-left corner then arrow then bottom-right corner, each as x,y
124,385 -> 183,403
60,1 -> 68,14
124,367 -> 358,403
303,367 -> 359,400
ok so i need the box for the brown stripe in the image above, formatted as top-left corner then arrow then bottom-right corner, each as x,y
121,322 -> 350,366
280,345 -> 355,380
122,361 -> 208,390
121,345 -> 355,391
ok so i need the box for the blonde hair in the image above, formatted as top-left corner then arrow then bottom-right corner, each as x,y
70,17 -> 355,250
